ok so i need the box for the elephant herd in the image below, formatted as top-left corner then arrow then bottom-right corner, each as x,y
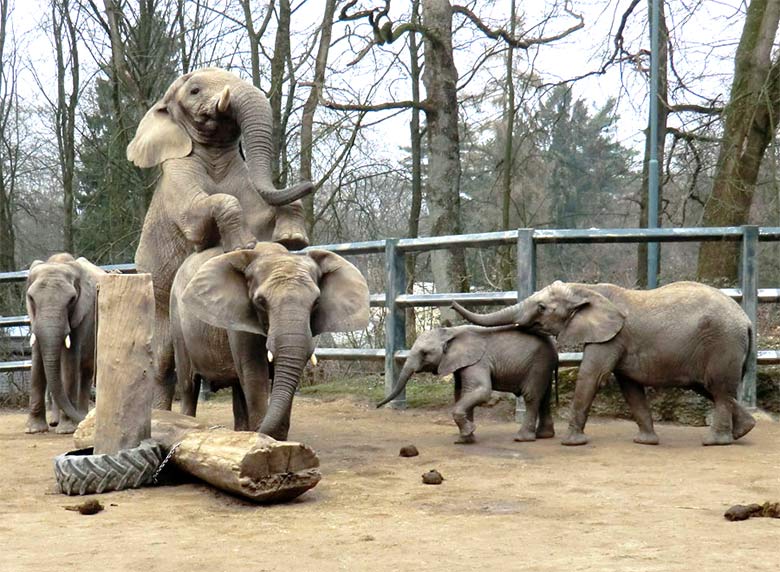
22,68 -> 756,450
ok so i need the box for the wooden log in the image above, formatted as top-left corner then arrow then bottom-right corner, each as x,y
93,274 -> 155,455
75,410 -> 321,503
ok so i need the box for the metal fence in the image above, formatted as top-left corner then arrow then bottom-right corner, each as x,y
2,226 -> 779,410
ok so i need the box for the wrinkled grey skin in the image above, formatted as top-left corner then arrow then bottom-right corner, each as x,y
453,280 -> 755,447
127,67 -> 314,410
25,254 -> 105,434
170,242 -> 369,440
378,325 -> 558,444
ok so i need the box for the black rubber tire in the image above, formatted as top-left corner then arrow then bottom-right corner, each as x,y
53,439 -> 164,495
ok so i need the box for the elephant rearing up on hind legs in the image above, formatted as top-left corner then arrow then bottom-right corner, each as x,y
127,67 -> 314,409
453,280 -> 756,446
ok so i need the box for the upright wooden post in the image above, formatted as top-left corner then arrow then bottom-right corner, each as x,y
93,274 -> 155,455
740,225 -> 758,408
516,229 -> 536,422
384,239 -> 407,409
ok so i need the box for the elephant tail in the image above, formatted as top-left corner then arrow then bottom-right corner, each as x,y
554,361 -> 559,408
741,323 -> 752,382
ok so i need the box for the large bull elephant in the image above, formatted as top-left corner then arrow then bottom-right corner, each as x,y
453,280 -> 756,447
170,243 -> 369,440
127,67 -> 314,409
25,254 -> 105,434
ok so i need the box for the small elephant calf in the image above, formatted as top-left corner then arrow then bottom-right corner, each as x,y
378,325 -> 558,444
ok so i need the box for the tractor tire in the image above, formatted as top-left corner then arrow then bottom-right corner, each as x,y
54,439 -> 164,495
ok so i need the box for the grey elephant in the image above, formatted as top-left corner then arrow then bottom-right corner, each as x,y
377,325 -> 558,444
24,254 -> 105,434
127,67 -> 314,410
453,280 -> 756,447
170,242 -> 369,440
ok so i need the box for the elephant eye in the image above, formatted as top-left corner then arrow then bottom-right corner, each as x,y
189,87 -> 200,95
538,302 -> 547,312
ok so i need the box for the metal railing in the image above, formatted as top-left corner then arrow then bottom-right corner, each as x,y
2,226 -> 778,409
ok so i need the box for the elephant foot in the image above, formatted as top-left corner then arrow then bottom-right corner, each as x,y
454,433 -> 476,444
633,431 -> 660,445
514,429 -> 537,442
702,430 -> 734,446
561,431 -> 589,446
732,410 -> 756,440
535,427 -> 555,439
273,232 -> 309,251
55,419 -> 78,434
25,416 -> 49,434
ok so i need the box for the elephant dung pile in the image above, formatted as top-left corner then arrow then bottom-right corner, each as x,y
75,410 -> 321,503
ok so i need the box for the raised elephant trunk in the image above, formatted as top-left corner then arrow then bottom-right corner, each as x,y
452,301 -> 523,327
376,361 -> 417,408
37,322 -> 84,424
231,83 -> 314,206
258,332 -> 309,440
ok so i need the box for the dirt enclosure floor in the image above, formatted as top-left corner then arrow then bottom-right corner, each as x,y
2,396 -> 779,572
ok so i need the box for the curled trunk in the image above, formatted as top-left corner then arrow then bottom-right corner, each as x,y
259,334 -> 308,440
377,361 -> 416,408
231,83 -> 313,206
452,302 -> 522,327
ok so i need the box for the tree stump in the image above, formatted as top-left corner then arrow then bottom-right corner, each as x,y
93,274 -> 155,454
75,410 -> 321,503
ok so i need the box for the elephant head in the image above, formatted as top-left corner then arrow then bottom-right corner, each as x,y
377,327 -> 486,407
126,67 -> 313,207
180,242 -> 369,439
452,281 -> 625,345
25,254 -> 101,424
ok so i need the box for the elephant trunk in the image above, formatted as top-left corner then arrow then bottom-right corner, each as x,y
451,301 -> 523,327
376,360 -> 417,408
258,332 -> 309,440
231,82 -> 314,206
37,322 -> 84,424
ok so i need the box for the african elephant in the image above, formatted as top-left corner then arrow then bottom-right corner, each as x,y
127,67 -> 314,409
377,325 -> 557,444
453,280 -> 756,447
170,242 -> 369,440
24,254 -> 105,434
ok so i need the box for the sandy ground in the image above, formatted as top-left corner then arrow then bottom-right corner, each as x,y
1,396 -> 779,572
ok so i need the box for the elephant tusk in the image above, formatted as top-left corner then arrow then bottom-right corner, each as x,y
30,333 -> 36,347
64,334 -> 71,349
217,86 -> 230,113
310,354 -> 318,367
267,350 -> 274,363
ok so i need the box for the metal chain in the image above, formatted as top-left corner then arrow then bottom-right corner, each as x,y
152,441 -> 183,484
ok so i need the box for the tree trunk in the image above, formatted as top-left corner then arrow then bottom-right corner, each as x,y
697,0 -> 780,285
636,0 -> 668,288
270,0 -> 291,187
301,0 -> 337,240
406,0 -> 423,344
422,0 -> 468,325
498,0 -> 517,291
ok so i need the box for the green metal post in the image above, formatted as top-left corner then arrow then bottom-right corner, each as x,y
647,0 -> 660,288
515,229 -> 537,421
740,225 -> 758,408
384,239 -> 407,409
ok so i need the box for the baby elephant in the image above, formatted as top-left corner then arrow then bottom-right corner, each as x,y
378,325 -> 558,444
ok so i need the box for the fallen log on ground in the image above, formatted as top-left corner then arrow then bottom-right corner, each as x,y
75,409 -> 321,503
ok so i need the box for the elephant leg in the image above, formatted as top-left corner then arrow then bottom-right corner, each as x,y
232,382 -> 250,432
26,349 -> 49,434
452,369 -> 491,444
702,392 -> 734,446
229,332 -> 270,431
55,342 -> 80,434
534,368 -> 556,439
271,200 -> 309,250
152,305 -> 177,410
730,398 -> 756,440
514,389 -> 540,442
174,334 -> 199,418
616,376 -> 658,445
563,344 -> 621,446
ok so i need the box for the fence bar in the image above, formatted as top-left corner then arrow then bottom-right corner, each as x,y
533,227 -> 745,244
384,240 -> 407,408
740,225 -> 758,407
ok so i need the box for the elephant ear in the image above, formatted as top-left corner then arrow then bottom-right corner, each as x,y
181,250 -> 266,335
438,329 -> 487,376
68,258 -> 103,328
126,101 -> 191,168
306,249 -> 369,335
559,286 -> 625,345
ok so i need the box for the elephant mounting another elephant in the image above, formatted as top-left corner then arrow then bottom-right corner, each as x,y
25,254 -> 105,434
127,67 -> 314,410
453,280 -> 756,447
170,242 -> 370,440
377,325 -> 558,444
